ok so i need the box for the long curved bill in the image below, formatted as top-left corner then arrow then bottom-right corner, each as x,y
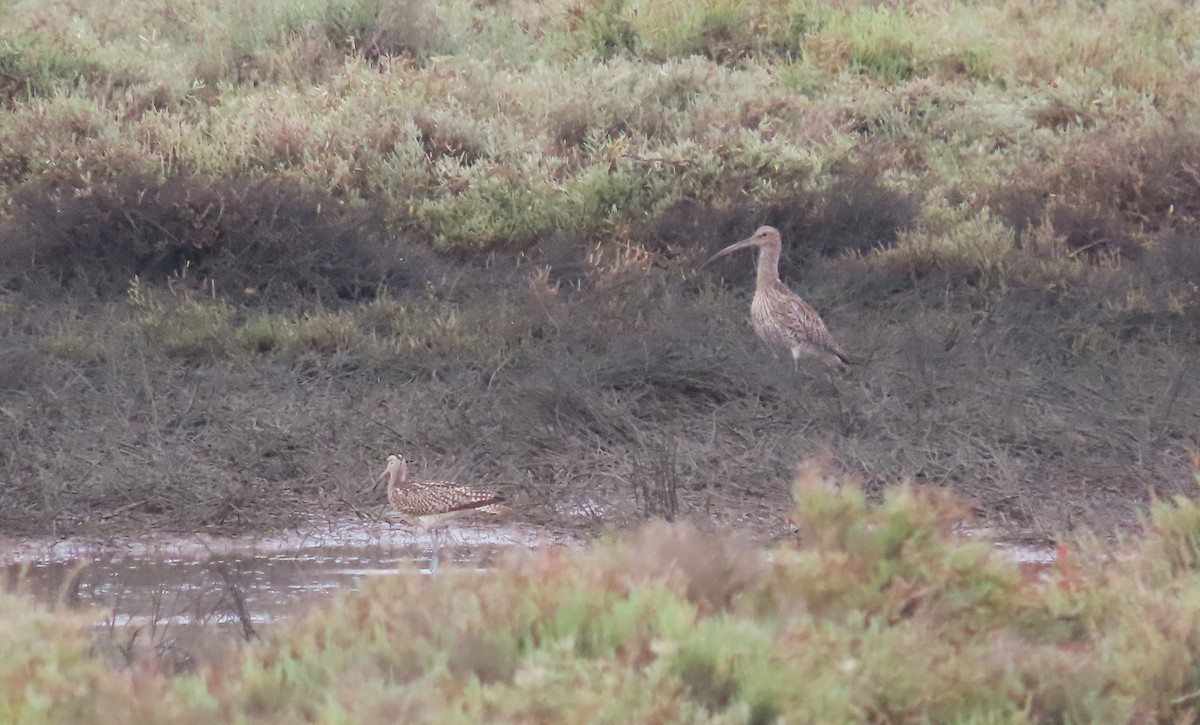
702,236 -> 757,267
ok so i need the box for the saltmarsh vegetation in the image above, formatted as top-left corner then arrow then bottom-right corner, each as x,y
11,469 -> 1200,722
0,0 -> 1198,535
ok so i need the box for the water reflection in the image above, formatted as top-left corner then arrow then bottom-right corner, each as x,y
1,521 -> 565,627
1,521 -> 1055,629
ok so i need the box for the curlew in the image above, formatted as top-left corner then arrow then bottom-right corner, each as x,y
704,225 -> 848,371
376,453 -> 506,571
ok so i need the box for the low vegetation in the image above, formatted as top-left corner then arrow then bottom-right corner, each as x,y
0,0 -> 1198,537
9,466 -> 1200,722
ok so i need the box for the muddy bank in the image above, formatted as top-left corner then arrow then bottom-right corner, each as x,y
0,285 -> 1195,543
0,172 -> 1197,542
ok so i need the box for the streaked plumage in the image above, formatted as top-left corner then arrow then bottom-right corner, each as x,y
376,453 -> 506,530
704,225 -> 848,371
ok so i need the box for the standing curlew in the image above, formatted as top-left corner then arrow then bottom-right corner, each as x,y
376,453 -> 506,571
704,225 -> 848,371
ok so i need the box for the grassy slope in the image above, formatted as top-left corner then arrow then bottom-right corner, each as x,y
0,0 -> 1197,535
10,469 -> 1200,723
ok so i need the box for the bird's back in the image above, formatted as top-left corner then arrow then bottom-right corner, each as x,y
389,479 -> 505,518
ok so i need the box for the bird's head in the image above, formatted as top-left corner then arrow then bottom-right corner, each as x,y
376,453 -> 408,487
702,225 -> 782,267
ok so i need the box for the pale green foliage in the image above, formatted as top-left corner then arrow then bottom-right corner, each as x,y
890,206 -> 1019,292
129,279 -> 235,359
0,593 -> 122,723
3,0 -> 1198,251
122,283 -> 539,369
39,320 -> 108,363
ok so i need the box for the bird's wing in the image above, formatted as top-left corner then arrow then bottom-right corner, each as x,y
766,287 -> 845,358
416,480 -> 505,514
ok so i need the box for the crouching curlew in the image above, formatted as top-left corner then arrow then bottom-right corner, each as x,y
703,225 -> 849,372
376,453 -> 507,571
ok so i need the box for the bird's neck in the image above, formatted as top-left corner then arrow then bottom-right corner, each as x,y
390,466 -> 407,494
755,243 -> 782,288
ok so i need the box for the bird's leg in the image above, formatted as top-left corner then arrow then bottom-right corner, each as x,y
789,349 -> 807,388
391,516 -> 428,568
827,370 -> 856,434
827,369 -> 840,397
428,529 -> 441,574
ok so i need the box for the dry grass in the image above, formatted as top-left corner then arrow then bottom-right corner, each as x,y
1,236 -> 1193,538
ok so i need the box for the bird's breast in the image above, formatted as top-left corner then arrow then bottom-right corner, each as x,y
749,294 -> 788,347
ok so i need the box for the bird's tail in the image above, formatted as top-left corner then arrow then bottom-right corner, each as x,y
829,351 -> 852,373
